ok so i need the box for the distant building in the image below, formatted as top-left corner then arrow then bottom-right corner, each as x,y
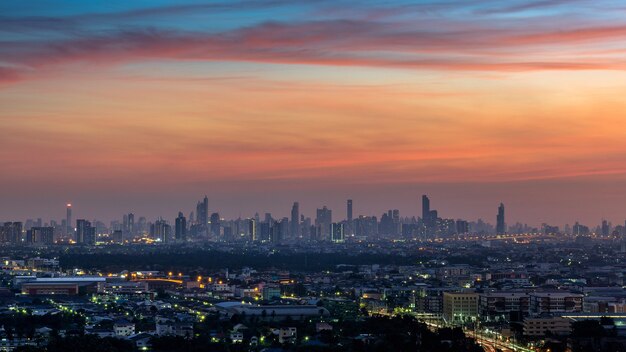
26,227 -> 54,245
496,203 -> 505,234
76,219 -> 95,245
196,195 -> 209,229
456,220 -> 469,234
248,218 -> 257,241
331,222 -> 345,243
0,222 -> 23,244
347,199 -> 353,222
315,206 -> 332,240
66,203 -> 73,236
290,202 -> 300,239
150,219 -> 171,242
210,212 -> 220,238
175,212 -> 187,241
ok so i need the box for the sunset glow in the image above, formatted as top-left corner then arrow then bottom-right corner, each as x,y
2,0 -> 626,224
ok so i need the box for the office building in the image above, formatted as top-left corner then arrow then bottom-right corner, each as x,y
315,206 -> 332,240
290,202 -> 300,239
66,203 -> 73,236
443,292 -> 479,322
331,222 -> 345,243
496,203 -> 506,234
175,212 -> 187,241
76,219 -> 95,245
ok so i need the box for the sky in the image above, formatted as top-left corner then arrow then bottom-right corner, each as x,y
1,0 -> 626,227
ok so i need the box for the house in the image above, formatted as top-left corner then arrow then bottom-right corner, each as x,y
316,322 -> 333,333
128,332 -> 153,349
278,327 -> 297,344
230,331 -> 244,343
113,319 -> 135,337
156,319 -> 193,337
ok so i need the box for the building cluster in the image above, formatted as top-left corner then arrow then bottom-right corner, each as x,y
5,195 -> 626,247
0,230 -> 622,351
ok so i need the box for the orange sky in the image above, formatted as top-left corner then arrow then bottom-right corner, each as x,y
1,1 -> 626,226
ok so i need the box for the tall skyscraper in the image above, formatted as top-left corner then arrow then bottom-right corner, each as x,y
210,212 -> 221,237
496,203 -> 506,234
422,195 -> 430,221
128,213 -> 135,236
290,202 -> 300,238
66,203 -> 73,236
347,199 -> 353,222
175,212 -> 187,241
196,196 -> 208,228
249,218 -> 257,241
315,206 -> 332,240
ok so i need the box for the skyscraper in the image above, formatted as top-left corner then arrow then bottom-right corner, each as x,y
331,222 -> 345,243
496,203 -> 506,234
151,218 -> 171,242
66,203 -> 73,236
196,196 -> 208,228
175,212 -> 187,241
422,195 -> 430,221
290,202 -> 300,239
249,218 -> 257,241
76,219 -> 95,245
315,206 -> 332,240
347,199 -> 353,222
0,222 -> 22,244
27,227 -> 54,244
210,212 -> 221,237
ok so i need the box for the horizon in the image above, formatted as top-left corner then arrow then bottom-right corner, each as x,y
3,193 -> 623,230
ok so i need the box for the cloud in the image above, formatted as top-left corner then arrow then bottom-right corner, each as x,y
0,17 -> 624,84
0,66 -> 21,84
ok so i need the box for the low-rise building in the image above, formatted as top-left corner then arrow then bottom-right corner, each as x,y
443,292 -> 478,323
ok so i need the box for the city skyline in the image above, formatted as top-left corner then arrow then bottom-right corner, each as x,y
5,195 -> 624,232
2,1 -> 626,226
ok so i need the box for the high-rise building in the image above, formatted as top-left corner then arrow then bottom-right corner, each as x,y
422,195 -> 430,221
290,202 -> 300,239
315,206 -> 332,240
66,203 -> 73,236
331,222 -> 345,243
601,220 -> 610,236
27,227 -> 54,244
496,203 -> 506,234
150,218 -> 171,242
347,199 -> 353,222
0,222 -> 22,244
76,219 -> 95,245
175,212 -> 187,241
123,212 -> 135,237
196,196 -> 208,228
128,213 -> 135,237
456,220 -> 469,234
210,212 -> 220,237
249,218 -> 257,241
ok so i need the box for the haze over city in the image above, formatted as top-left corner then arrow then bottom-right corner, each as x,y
2,0 -> 626,226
